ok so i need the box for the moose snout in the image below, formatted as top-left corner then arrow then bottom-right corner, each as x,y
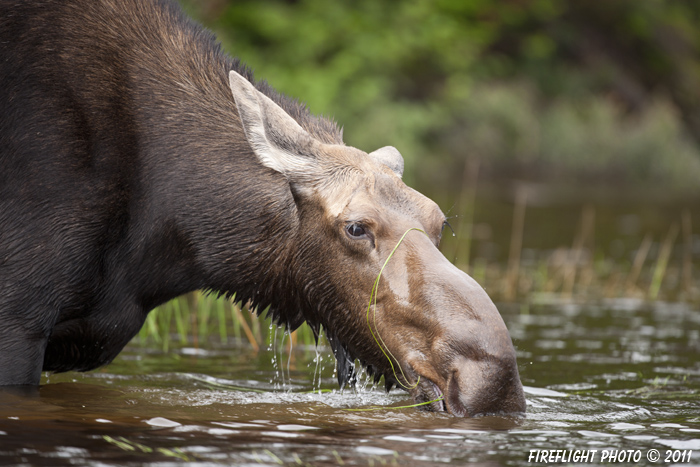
441,274 -> 526,416
410,240 -> 526,417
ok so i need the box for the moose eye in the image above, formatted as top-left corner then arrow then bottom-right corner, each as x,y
346,223 -> 367,238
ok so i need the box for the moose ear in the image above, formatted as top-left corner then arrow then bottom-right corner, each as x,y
228,70 -> 318,176
369,146 -> 404,178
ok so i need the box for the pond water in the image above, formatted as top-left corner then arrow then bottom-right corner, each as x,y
1,299 -> 698,466
2,185 -> 699,465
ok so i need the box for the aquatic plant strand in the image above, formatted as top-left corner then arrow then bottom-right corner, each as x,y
343,397 -> 445,412
366,227 -> 427,391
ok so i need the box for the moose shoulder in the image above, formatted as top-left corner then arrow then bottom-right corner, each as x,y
0,0 -> 526,416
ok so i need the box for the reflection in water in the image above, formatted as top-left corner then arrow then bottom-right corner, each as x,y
0,300 -> 698,466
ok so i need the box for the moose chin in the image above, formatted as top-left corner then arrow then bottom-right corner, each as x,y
0,0 -> 526,417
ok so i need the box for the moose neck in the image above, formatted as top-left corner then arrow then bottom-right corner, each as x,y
116,7 -> 342,326
32,0 -> 345,330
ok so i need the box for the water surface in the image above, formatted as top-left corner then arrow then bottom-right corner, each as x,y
1,299 -> 698,466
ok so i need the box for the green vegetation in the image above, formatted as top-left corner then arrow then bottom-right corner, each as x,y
448,213 -> 695,304
136,292 -> 320,350
179,0 -> 700,190
102,436 -> 194,461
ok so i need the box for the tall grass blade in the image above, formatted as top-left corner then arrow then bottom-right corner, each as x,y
216,298 -> 228,343
626,233 -> 653,295
230,298 -> 259,352
504,186 -> 527,301
172,297 -> 188,344
562,205 -> 595,299
649,223 -> 679,300
455,159 -> 479,268
682,209 -> 693,295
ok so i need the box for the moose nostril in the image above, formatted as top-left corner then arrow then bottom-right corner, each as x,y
446,374 -> 469,417
447,355 -> 526,417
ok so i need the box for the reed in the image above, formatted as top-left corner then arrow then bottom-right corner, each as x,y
475,209 -> 694,304
648,223 -> 679,301
503,186 -> 527,301
135,293 -> 321,352
682,209 -> 693,295
625,233 -> 653,295
562,205 -> 595,299
454,159 -> 480,268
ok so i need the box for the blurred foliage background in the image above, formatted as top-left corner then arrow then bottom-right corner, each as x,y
130,0 -> 700,315
131,0 -> 700,349
180,0 -> 700,192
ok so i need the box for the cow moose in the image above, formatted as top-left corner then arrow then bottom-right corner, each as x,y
0,0 -> 526,416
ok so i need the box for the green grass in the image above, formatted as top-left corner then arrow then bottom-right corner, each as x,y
135,292 -> 320,351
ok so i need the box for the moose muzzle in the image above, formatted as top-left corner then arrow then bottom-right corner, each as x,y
395,234 -> 527,417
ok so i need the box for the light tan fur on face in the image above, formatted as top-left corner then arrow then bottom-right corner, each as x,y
315,144 -> 444,232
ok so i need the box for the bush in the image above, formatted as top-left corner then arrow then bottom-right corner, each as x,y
180,0 -> 700,192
